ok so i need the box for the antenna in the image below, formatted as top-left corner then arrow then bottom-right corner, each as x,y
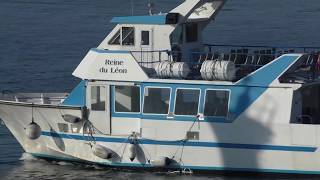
148,0 -> 155,15
130,0 -> 134,16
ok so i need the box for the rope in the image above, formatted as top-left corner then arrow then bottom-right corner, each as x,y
31,104 -> 34,123
31,102 -> 202,170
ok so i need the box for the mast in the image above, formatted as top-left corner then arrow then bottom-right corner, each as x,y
148,0 -> 155,15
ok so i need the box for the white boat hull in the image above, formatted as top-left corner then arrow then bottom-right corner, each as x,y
1,100 -> 320,175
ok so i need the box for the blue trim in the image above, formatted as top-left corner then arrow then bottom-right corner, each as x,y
30,152 -> 320,174
230,55 -> 300,119
108,84 -> 230,123
112,113 -> 228,122
236,55 -> 300,86
111,15 -> 167,25
62,80 -> 86,106
90,48 -> 130,54
41,131 -> 317,152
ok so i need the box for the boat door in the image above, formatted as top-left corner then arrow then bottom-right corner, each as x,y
140,28 -> 154,69
87,82 -> 111,134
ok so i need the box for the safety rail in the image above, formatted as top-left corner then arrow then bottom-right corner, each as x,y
130,50 -> 171,66
204,44 -> 320,54
128,45 -> 320,83
0,91 -> 68,105
202,44 -> 320,82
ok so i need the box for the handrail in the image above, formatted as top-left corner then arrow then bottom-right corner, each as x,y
130,50 -> 170,53
204,44 -> 320,49
204,44 -> 320,53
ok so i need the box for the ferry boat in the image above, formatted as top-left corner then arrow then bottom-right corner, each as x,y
1,0 -> 320,175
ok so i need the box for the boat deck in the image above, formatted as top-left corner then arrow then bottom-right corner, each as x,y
0,91 -> 68,105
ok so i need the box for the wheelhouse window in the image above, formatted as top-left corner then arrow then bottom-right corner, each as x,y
91,86 -> 106,111
122,27 -> 135,46
115,86 -> 140,113
185,23 -> 198,43
108,30 -> 121,45
143,87 -> 170,114
174,89 -> 200,116
141,31 -> 150,45
204,90 -> 230,117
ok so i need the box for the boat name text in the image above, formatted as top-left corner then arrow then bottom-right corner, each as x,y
99,59 -> 128,74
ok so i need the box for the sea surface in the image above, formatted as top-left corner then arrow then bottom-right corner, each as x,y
1,0 -> 320,179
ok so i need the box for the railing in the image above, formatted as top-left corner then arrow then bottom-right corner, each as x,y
128,45 -> 320,83
0,91 -> 68,105
204,44 -> 320,54
192,45 -> 320,82
130,50 -> 171,67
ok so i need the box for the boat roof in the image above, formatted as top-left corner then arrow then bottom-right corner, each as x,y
111,15 -> 168,25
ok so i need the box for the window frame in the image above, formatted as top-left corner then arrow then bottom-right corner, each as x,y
173,88 -> 201,117
203,89 -> 231,118
108,26 -> 136,46
113,85 -> 141,114
142,86 -> 172,115
141,30 -> 150,46
90,86 -> 107,111
108,29 -> 121,45
121,26 -> 135,46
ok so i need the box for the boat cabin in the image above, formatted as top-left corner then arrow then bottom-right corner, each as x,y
61,0 -> 320,136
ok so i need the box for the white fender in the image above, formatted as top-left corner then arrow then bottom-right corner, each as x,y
25,122 -> 41,140
128,144 -> 137,161
151,156 -> 171,167
62,114 -> 81,123
92,144 -> 113,159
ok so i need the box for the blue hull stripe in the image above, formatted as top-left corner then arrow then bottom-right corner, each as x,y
31,152 -> 320,175
41,132 -> 317,152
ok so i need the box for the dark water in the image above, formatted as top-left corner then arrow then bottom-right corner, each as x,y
1,0 -> 320,179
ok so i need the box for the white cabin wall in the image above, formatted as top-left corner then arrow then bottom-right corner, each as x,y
237,87 -> 294,125
141,87 -> 295,147
111,117 -> 141,136
133,25 -> 175,64
98,24 -> 174,52
97,24 -> 175,70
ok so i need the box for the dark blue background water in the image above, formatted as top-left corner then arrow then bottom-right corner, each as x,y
1,0 -> 320,179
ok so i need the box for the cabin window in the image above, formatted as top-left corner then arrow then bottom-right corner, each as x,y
143,87 -> 171,114
91,86 -> 106,111
185,23 -> 198,43
204,90 -> 230,117
174,89 -> 200,116
122,27 -> 135,46
141,31 -> 150,45
108,30 -> 121,45
115,86 -> 140,113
